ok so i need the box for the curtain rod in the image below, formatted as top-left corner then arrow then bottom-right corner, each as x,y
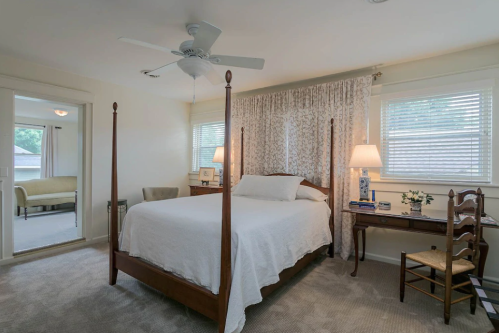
372,72 -> 383,81
15,122 -> 62,129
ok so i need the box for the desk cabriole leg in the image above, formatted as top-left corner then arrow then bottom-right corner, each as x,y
351,225 -> 360,277
478,236 -> 489,279
360,228 -> 366,261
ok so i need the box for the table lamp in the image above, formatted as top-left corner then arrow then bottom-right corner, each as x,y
212,146 -> 224,186
349,145 -> 382,201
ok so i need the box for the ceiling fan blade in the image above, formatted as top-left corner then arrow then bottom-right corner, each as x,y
192,21 -> 222,53
146,61 -> 178,76
204,64 -> 225,85
210,55 -> 265,70
118,37 -> 173,54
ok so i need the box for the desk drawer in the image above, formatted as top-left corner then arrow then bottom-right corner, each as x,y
357,214 -> 410,228
413,221 -> 472,235
413,221 -> 447,233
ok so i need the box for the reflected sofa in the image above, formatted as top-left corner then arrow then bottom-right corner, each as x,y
14,176 -> 77,220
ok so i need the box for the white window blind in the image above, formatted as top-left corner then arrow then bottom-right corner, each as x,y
192,121 -> 225,172
381,85 -> 493,182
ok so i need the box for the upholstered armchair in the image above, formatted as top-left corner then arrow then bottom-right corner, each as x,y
142,187 -> 180,202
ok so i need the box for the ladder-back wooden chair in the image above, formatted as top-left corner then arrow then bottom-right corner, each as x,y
457,189 -> 485,217
400,188 -> 482,325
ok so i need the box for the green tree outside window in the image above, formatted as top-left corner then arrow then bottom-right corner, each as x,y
15,128 -> 43,154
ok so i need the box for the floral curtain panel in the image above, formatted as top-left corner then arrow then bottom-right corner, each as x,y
231,75 -> 372,260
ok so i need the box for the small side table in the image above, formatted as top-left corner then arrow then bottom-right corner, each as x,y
107,199 -> 128,242
189,185 -> 223,196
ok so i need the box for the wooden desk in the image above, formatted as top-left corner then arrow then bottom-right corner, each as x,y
343,207 -> 498,278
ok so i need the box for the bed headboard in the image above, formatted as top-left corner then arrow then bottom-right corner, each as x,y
239,124 -> 334,197
239,120 -> 335,259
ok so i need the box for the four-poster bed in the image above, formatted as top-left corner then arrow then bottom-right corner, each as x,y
109,70 -> 335,333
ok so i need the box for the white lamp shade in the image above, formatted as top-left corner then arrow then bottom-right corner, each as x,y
349,145 -> 383,168
212,146 -> 224,163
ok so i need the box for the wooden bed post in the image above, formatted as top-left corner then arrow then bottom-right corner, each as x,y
109,102 -> 119,285
218,70 -> 232,333
328,118 -> 335,258
240,127 -> 244,179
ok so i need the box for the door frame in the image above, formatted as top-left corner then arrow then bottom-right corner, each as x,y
0,74 -> 94,260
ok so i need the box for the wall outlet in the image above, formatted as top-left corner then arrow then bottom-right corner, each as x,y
0,167 -> 8,177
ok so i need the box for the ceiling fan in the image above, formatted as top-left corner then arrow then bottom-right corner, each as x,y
119,21 -> 265,100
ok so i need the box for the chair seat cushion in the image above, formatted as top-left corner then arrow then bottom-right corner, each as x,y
25,192 -> 75,207
406,249 -> 475,275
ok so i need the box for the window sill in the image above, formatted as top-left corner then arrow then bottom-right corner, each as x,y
372,179 -> 499,188
189,171 -> 222,176
188,171 -> 225,177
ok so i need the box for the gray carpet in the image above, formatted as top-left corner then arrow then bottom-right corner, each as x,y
0,243 -> 494,333
14,212 -> 78,252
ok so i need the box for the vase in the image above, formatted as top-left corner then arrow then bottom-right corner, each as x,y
410,202 -> 422,211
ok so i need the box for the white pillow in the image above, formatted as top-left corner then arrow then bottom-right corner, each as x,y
296,185 -> 328,202
233,175 -> 304,201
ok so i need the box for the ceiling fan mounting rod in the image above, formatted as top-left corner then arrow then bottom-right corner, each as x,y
186,23 -> 200,36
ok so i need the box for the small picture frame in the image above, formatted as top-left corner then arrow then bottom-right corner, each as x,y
198,167 -> 215,186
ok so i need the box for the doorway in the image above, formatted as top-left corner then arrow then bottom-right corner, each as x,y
12,96 -> 84,253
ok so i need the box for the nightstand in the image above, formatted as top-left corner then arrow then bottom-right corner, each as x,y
189,185 -> 223,196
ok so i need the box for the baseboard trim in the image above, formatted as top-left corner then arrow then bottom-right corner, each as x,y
364,252 -> 499,283
14,237 -> 86,256
0,236 -> 107,266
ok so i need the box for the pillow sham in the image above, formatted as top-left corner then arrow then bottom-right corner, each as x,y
296,185 -> 328,202
233,175 -> 304,201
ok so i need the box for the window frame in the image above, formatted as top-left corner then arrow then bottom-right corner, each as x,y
379,80 -> 494,184
14,124 -> 44,181
191,121 -> 225,173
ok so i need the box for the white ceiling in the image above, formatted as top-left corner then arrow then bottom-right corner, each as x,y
15,97 -> 79,123
1,0 -> 499,102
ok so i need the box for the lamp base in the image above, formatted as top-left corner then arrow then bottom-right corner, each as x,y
359,168 -> 370,201
219,167 -> 223,186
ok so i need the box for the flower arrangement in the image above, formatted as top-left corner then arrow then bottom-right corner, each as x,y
402,190 -> 434,205
401,190 -> 434,211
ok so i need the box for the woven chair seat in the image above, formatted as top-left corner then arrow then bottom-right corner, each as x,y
406,249 -> 475,275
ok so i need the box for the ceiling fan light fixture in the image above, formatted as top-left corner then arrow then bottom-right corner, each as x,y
366,0 -> 388,3
54,109 -> 68,117
177,58 -> 211,79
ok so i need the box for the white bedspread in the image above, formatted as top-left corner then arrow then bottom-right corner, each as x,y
119,193 -> 331,333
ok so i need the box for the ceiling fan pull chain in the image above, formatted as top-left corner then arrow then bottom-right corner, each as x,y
193,77 -> 196,104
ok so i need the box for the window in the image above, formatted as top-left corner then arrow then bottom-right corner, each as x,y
192,121 -> 225,172
14,126 -> 43,181
381,84 -> 493,182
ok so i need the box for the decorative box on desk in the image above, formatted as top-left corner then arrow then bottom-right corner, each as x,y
189,185 -> 223,196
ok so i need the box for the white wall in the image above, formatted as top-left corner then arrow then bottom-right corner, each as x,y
14,116 -> 78,177
0,53 -> 190,246
0,89 -> 15,259
190,42 -> 499,280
